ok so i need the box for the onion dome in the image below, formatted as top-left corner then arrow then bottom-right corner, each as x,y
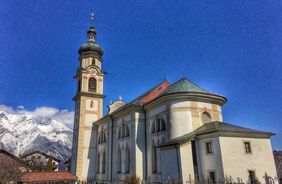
78,25 -> 103,56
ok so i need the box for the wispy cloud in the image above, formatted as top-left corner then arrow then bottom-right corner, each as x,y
0,105 -> 74,129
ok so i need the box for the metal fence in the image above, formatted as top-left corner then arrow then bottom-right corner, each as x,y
9,172 -> 279,184
72,173 -> 278,184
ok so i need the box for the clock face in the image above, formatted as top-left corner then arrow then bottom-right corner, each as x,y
89,68 -> 97,76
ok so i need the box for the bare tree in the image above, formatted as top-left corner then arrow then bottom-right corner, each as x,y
0,157 -> 22,184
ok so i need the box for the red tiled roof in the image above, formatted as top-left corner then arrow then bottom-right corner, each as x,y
0,149 -> 24,163
21,171 -> 77,182
140,80 -> 170,104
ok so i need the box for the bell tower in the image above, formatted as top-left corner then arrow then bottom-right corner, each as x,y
71,14 -> 104,180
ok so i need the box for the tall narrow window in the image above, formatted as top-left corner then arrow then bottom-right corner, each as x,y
118,128 -> 122,138
102,151 -> 106,173
206,141 -> 213,154
156,119 -> 160,132
152,146 -> 157,173
125,147 -> 130,173
244,142 -> 252,153
160,119 -> 165,131
98,131 -> 107,144
151,118 -> 166,133
117,148 -> 121,173
97,153 -> 100,173
88,77 -> 97,92
90,100 -> 94,108
118,123 -> 130,139
202,112 -> 212,124
209,171 -> 216,183
151,123 -> 156,133
102,131 -> 106,143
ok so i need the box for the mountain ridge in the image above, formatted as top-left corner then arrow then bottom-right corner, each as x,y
0,110 -> 72,161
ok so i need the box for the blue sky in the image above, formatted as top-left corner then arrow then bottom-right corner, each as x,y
0,0 -> 281,149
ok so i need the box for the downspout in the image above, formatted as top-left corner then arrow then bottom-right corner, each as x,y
175,145 -> 181,180
142,107 -> 148,182
192,140 -> 200,180
110,115 -> 114,182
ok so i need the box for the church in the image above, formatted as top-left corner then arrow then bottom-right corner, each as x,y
70,18 -> 278,183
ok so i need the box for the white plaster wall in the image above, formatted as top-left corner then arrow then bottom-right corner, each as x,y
147,103 -> 169,182
124,115 -> 132,122
135,112 -> 146,179
112,114 -> 135,182
179,142 -> 195,183
85,114 -> 98,125
197,102 -> 212,109
82,148 -> 95,178
170,110 -> 192,139
96,138 -> 109,181
148,104 -> 166,117
196,137 -> 224,181
83,130 -> 91,147
170,101 -> 191,108
80,126 -> 97,180
160,147 -> 180,182
169,100 -> 223,139
219,137 -> 278,183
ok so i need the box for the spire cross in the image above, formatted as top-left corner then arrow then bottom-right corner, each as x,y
90,12 -> 95,25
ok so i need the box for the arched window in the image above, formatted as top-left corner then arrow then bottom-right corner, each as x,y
117,145 -> 130,174
202,111 -> 212,124
98,131 -> 107,144
92,59 -> 95,65
88,77 -> 97,92
151,118 -> 166,133
152,137 -> 164,174
90,100 -> 94,108
118,123 -> 130,139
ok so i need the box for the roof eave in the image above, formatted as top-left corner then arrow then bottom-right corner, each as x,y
93,103 -> 143,125
143,92 -> 227,110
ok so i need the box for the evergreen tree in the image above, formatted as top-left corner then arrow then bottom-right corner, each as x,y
46,157 -> 53,172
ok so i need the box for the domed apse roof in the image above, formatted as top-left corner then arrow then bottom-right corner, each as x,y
162,78 -> 207,95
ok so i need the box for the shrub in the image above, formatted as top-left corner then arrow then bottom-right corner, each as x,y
125,174 -> 141,184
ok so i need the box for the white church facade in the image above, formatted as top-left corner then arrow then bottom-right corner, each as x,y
70,21 -> 278,183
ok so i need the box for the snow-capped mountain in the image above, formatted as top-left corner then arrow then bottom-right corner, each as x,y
0,110 -> 72,161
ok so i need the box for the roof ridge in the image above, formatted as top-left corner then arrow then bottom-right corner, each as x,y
99,80 -> 170,118
124,80 -> 170,105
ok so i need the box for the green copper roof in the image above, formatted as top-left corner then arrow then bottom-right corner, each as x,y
162,78 -> 207,94
79,42 -> 103,55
